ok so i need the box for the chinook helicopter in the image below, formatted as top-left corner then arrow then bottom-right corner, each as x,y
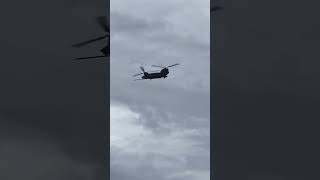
133,64 -> 179,81
72,16 -> 109,60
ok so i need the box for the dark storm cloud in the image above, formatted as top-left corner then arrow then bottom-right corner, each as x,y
213,0 -> 320,179
0,0 -> 108,179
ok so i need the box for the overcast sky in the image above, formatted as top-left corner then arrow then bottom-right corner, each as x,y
110,0 -> 210,179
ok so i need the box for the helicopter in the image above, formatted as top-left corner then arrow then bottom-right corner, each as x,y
72,16 -> 109,60
133,64 -> 180,81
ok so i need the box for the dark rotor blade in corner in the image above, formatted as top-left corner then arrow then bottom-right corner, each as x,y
74,55 -> 107,60
211,6 -> 223,12
72,35 -> 108,48
96,16 -> 109,32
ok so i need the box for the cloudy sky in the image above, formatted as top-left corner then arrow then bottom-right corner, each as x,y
110,0 -> 210,179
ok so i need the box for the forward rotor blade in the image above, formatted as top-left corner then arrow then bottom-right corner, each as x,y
72,35 -> 108,48
140,66 -> 145,72
133,73 -> 143,77
96,16 -> 109,32
134,79 -> 145,81
74,55 -> 107,60
167,63 -> 179,67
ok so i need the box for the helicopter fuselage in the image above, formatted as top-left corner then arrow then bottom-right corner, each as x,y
142,68 -> 169,79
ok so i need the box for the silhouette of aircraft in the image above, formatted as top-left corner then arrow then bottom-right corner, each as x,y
211,6 -> 223,12
133,64 -> 179,81
73,16 -> 109,60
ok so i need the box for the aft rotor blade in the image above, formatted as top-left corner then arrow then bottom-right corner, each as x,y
167,63 -> 179,67
152,65 -> 165,68
96,16 -> 109,32
74,55 -> 107,60
146,70 -> 159,73
133,73 -> 143,77
72,35 -> 108,48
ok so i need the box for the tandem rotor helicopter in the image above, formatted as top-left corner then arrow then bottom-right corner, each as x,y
72,16 -> 109,60
133,64 -> 179,81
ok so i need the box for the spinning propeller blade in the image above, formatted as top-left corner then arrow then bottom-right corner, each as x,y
74,55 -> 107,60
148,70 -> 160,73
72,35 -> 108,48
133,73 -> 143,77
133,66 -> 146,77
152,63 -> 179,68
133,70 -> 158,77
152,65 -> 165,68
167,63 -> 179,67
211,6 -> 223,12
